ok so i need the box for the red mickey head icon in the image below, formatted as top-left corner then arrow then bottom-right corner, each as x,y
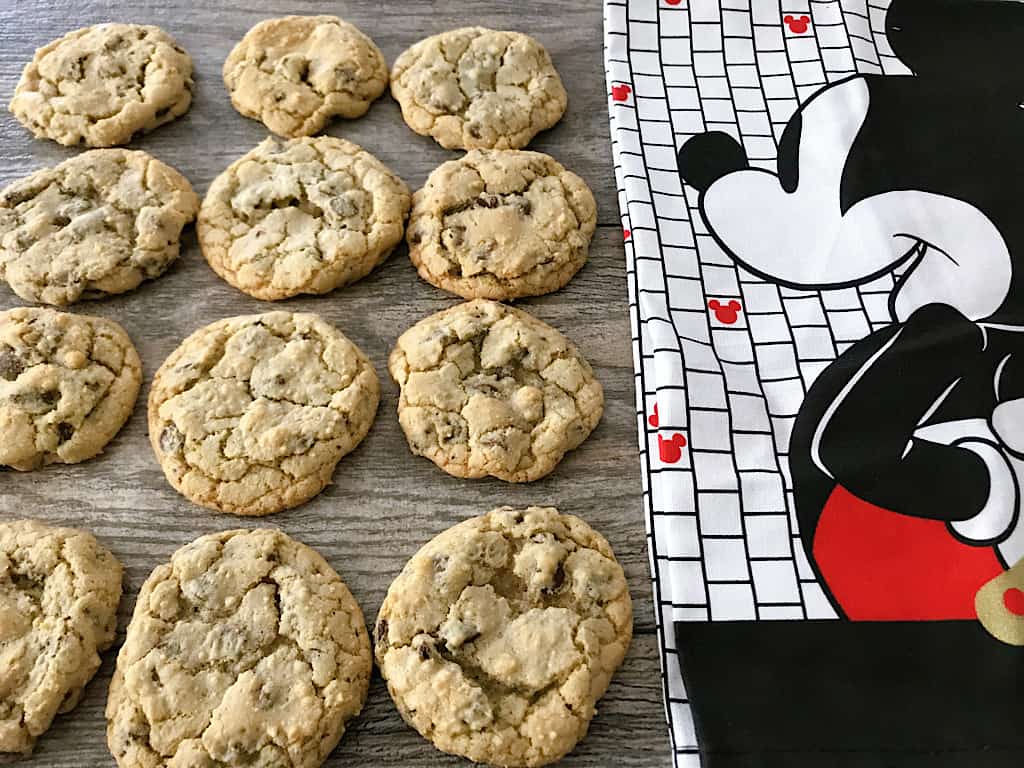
658,433 -> 687,463
623,228 -> 631,241
611,84 -> 632,102
648,403 -> 659,428
709,298 -> 742,324
665,0 -> 683,5
784,14 -> 811,33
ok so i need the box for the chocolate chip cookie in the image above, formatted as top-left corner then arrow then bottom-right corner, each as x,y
0,520 -> 122,754
224,15 -> 387,138
106,528 -> 371,768
391,27 -> 567,150
149,312 -> 379,515
0,149 -> 198,306
375,506 -> 632,767
389,300 -> 603,482
198,136 -> 410,300
9,23 -> 193,147
0,308 -> 142,471
408,150 -> 597,299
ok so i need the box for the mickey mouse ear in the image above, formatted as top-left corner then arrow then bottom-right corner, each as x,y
800,15 -> 810,22
784,14 -> 793,22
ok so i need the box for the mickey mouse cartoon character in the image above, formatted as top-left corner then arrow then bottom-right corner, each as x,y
678,0 -> 1024,627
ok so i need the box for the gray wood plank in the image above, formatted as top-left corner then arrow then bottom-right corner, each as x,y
0,2 -> 667,765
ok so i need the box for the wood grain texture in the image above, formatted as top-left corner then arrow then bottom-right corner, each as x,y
0,1 -> 669,766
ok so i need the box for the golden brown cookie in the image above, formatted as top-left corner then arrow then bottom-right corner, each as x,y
106,528 -> 371,768
0,520 -> 122,754
389,300 -> 603,482
148,312 -> 380,516
0,149 -> 198,306
0,308 -> 141,471
9,23 -> 193,147
407,149 -> 597,299
223,15 -> 387,137
375,506 -> 632,767
391,27 -> 567,150
198,136 -> 410,301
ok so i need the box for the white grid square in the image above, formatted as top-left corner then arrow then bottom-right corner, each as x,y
761,74 -> 797,98
668,560 -> 708,603
699,494 -> 742,538
741,283 -> 784,313
822,47 -> 856,71
722,9 -> 752,36
731,87 -> 765,111
826,308 -> 872,341
814,24 -> 850,48
686,372 -> 728,408
691,22 -> 723,52
658,514 -> 702,558
652,470 -> 697,513
681,339 -> 723,373
708,582 -> 757,619
761,378 -> 805,417
793,325 -> 836,359
721,362 -> 761,395
705,538 -> 750,581
711,328 -> 755,364
693,51 -> 727,75
752,561 -> 802,603
738,111 -> 773,136
729,394 -> 772,431
693,452 -> 739,491
739,471 -> 788,513
727,64 -> 759,87
734,433 -> 778,471
754,25 -> 785,50
689,406 -> 731,449
783,295 -> 828,325
695,76 -> 730,98
746,515 -> 794,558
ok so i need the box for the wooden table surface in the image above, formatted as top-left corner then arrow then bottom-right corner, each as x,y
0,2 -> 669,766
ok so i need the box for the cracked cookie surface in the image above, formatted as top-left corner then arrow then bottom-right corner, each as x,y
148,312 -> 379,516
408,150 -> 597,299
391,27 -> 567,150
198,136 -> 410,300
389,300 -> 603,482
224,15 -> 387,138
106,528 -> 371,768
0,519 -> 123,754
0,149 -> 198,306
0,308 -> 141,471
9,23 -> 193,147
375,506 -> 632,768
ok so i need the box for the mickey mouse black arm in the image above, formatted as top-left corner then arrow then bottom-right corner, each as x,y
806,304 -> 991,522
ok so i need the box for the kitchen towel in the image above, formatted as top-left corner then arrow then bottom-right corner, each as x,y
605,0 -> 1024,765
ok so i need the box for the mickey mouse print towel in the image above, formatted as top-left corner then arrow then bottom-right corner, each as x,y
606,1 -> 1024,765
